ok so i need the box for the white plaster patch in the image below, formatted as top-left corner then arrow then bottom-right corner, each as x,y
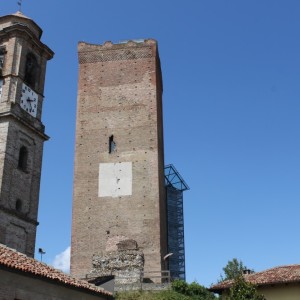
99,162 -> 132,197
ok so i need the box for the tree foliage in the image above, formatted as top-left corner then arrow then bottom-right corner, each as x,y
115,290 -> 191,300
228,276 -> 266,300
116,280 -> 218,300
220,258 -> 251,281
171,280 -> 217,299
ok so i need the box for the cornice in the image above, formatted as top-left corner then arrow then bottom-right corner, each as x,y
0,204 -> 39,226
0,24 -> 54,60
0,111 -> 49,141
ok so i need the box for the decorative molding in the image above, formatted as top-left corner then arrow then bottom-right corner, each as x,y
0,204 -> 38,226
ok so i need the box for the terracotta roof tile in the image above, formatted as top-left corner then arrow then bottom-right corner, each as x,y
0,244 -> 113,298
210,265 -> 300,293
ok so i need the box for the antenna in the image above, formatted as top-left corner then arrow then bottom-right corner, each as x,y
17,0 -> 23,12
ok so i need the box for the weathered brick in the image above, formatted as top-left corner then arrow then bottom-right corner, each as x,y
0,12 -> 53,257
71,40 -> 167,280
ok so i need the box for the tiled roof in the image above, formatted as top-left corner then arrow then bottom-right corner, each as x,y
0,244 -> 113,298
210,265 -> 300,293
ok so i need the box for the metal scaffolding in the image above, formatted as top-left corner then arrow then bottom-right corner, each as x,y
164,164 -> 189,280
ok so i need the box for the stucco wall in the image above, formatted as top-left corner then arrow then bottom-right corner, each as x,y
221,283 -> 300,300
0,269 -> 110,300
259,284 -> 300,300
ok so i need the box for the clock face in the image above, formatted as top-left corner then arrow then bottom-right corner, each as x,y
20,83 -> 38,117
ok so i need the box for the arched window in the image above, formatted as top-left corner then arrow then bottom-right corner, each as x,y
24,53 -> 38,88
16,199 -> 22,212
18,146 -> 28,171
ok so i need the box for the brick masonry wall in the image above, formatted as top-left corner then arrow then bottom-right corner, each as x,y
0,14 -> 53,257
71,40 -> 167,280
0,119 -> 44,256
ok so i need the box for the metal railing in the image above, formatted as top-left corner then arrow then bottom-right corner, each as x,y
114,270 -> 171,291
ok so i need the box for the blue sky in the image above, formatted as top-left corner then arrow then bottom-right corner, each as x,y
2,0 -> 300,287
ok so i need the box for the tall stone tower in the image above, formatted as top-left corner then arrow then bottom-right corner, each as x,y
0,12 -> 53,257
71,40 -> 167,279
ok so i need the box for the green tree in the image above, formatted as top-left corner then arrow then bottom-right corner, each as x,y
228,276 -> 266,300
220,258 -> 252,281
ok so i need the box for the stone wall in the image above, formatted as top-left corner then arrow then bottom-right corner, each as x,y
89,250 -> 144,284
87,238 -> 144,285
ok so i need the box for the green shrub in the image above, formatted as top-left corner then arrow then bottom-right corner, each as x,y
115,290 -> 190,300
115,280 -> 217,300
172,280 -> 217,299
153,290 -> 191,300
171,279 -> 189,295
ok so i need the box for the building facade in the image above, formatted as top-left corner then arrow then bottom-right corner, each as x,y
0,243 -> 113,300
0,12 -> 53,257
210,264 -> 300,300
71,40 -> 168,280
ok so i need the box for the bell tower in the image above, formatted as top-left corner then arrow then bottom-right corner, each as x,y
0,12 -> 53,257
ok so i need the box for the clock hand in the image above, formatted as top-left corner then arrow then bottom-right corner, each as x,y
27,97 -> 33,109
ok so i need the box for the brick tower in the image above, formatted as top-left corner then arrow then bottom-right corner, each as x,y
0,12 -> 53,257
71,40 -> 167,279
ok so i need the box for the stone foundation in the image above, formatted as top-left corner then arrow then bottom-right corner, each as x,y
87,238 -> 144,285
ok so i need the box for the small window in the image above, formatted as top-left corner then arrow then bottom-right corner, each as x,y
24,53 -> 38,88
0,54 -> 4,73
109,135 -> 116,153
16,199 -> 22,212
0,79 -> 3,99
0,47 -> 5,76
18,146 -> 28,171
